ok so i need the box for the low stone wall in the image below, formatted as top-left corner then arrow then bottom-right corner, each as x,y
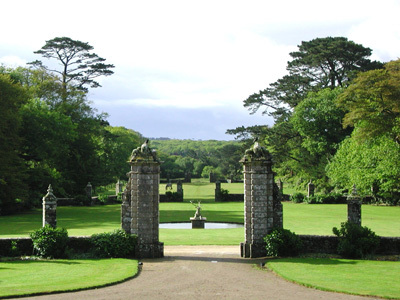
216,194 -> 244,202
1,235 -> 399,257
299,235 -> 400,255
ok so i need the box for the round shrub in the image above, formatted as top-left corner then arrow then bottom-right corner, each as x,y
30,225 -> 69,258
90,229 -> 137,258
264,228 -> 303,257
290,192 -> 305,203
332,221 -> 380,259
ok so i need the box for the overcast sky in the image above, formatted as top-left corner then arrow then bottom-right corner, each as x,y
1,0 -> 399,140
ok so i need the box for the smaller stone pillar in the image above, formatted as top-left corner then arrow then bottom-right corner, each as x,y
116,180 -> 124,195
177,180 -> 184,199
184,172 -> 192,183
278,179 -> 283,194
307,180 -> 315,197
42,185 -> 57,228
85,182 -> 92,198
215,180 -> 222,202
347,184 -> 362,226
209,172 -> 216,183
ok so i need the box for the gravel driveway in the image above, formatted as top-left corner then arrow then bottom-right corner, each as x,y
21,246 -> 378,300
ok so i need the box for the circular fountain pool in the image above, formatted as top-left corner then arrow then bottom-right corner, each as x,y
159,222 -> 243,229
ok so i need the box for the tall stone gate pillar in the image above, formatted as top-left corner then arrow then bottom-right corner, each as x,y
240,139 -> 282,258
121,140 -> 163,258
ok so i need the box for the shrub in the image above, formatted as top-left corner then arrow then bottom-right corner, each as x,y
30,226 -> 69,258
305,195 -> 322,204
264,228 -> 303,257
332,221 -> 380,259
165,191 -> 179,202
74,194 -> 91,206
291,192 -> 305,203
90,229 -> 137,258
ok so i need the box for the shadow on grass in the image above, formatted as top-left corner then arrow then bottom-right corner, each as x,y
269,258 -> 357,265
2,260 -> 82,265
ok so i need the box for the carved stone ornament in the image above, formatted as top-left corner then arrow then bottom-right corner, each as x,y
241,137 -> 272,162
129,139 -> 160,162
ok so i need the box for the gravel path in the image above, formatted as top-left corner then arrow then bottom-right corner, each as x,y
21,246 -> 378,300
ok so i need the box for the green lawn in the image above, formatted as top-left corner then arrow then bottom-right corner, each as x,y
267,258 -> 400,299
0,258 -> 138,298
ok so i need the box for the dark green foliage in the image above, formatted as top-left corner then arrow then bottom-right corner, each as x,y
290,192 -> 305,203
264,228 -> 303,257
0,74 -> 29,214
30,226 -> 69,258
306,193 -> 345,204
90,229 -> 137,258
217,188 -> 230,201
332,222 -> 380,259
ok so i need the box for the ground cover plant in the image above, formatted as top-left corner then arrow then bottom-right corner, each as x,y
267,257 -> 400,299
0,258 -> 138,298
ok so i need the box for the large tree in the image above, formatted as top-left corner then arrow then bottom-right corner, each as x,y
30,37 -> 114,99
242,37 -> 382,119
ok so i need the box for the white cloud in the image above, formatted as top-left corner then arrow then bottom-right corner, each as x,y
0,55 -> 27,67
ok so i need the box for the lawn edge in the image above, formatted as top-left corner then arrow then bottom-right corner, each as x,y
0,259 -> 140,299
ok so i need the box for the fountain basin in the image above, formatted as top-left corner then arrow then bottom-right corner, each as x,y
160,222 -> 243,229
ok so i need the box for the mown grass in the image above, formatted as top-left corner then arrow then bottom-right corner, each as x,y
0,258 -> 138,298
1,202 -> 398,242
267,258 -> 400,299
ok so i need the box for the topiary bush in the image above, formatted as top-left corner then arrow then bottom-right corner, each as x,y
290,192 -> 305,203
30,226 -> 69,258
90,229 -> 137,258
264,228 -> 303,257
332,221 -> 380,259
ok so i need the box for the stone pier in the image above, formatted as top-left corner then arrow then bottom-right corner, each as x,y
42,185 -> 57,228
121,140 -> 163,258
240,139 -> 282,258
347,184 -> 362,226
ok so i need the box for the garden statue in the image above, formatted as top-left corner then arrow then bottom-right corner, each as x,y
190,200 -> 206,228
190,200 -> 203,219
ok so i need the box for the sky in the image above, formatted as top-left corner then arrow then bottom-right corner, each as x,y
1,0 -> 399,140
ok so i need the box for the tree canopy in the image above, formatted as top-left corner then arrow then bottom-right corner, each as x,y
337,59 -> 400,143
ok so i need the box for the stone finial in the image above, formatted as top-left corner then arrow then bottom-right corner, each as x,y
43,184 -> 56,201
129,139 -> 159,162
241,137 -> 271,162
351,184 -> 358,196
